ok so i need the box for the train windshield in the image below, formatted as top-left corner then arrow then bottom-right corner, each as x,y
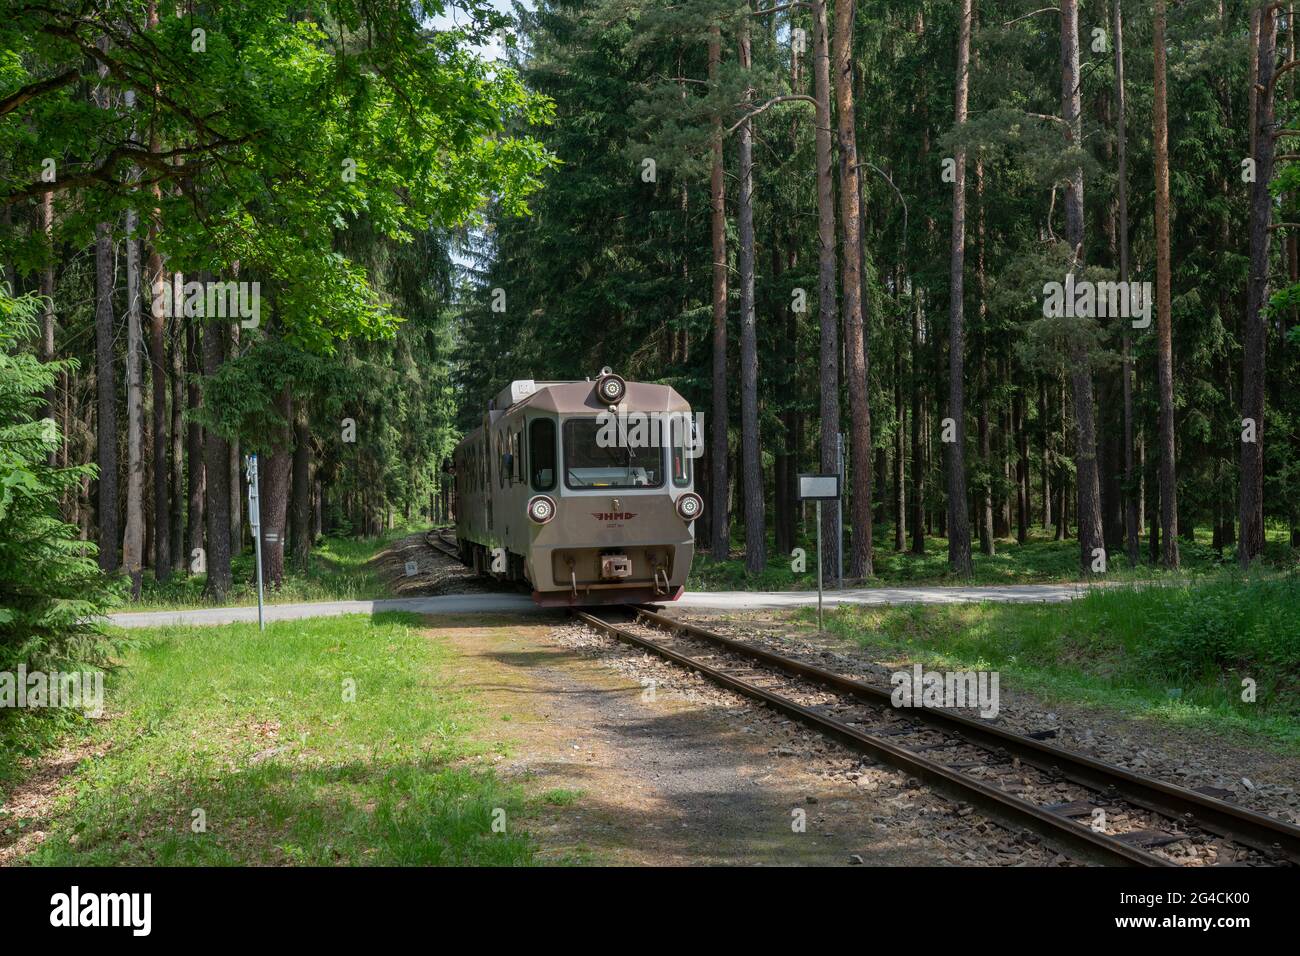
563,418 -> 664,489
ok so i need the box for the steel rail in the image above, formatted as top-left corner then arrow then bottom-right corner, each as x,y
425,529 -> 463,561
627,606 -> 1300,866
575,609 -> 1172,867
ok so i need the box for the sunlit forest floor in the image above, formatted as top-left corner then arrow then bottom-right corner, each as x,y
695,526 -> 1300,749
1,614 -> 540,865
801,573 -> 1300,752
130,522 -> 433,610
689,525 -> 1298,591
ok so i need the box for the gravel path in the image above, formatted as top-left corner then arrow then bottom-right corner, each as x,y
437,615 -> 1062,865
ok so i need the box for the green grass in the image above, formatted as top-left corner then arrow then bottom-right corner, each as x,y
132,523 -> 430,610
538,788 -> 583,807
690,524 -> 1297,590
812,572 -> 1300,751
4,613 -> 537,865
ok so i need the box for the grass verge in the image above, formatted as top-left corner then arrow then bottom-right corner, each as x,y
691,526 -> 1296,590
3,613 -> 536,865
131,524 -> 430,610
811,572 -> 1300,751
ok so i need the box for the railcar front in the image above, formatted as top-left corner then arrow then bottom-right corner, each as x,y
508,372 -> 701,606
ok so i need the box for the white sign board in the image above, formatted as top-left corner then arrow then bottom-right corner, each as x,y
798,473 -> 840,501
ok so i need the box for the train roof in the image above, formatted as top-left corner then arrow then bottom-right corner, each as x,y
517,380 -> 692,415
453,378 -> 692,455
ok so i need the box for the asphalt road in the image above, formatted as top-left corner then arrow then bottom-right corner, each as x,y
106,583 -> 1085,629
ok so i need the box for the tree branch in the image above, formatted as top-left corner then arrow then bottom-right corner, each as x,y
752,2 -> 810,16
725,94 -> 815,135
1025,111 -> 1068,127
1270,58 -> 1300,94
2,135 -> 255,208
855,160 -> 908,257
0,68 -> 80,117
1004,7 -> 1060,27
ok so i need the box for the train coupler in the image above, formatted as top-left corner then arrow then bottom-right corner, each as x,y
600,553 -> 632,579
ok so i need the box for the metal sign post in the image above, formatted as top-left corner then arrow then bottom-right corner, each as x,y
798,474 -> 840,633
816,499 -> 824,631
246,453 -> 265,632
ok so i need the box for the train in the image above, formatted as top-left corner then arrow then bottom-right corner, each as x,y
452,369 -> 702,606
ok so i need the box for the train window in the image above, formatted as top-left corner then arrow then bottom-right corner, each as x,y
498,433 -> 506,489
671,420 -> 693,488
513,431 -> 523,482
529,418 -> 556,491
563,418 -> 664,490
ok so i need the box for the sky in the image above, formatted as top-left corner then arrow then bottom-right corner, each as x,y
427,1 -> 537,277
428,0 -> 532,62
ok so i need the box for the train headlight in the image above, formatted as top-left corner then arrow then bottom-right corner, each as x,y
675,492 -> 703,522
595,371 -> 626,404
527,494 -> 556,525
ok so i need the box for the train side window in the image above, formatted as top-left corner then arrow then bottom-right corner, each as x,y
529,418 -> 556,491
513,431 -> 523,482
671,441 -> 692,488
671,415 -> 694,488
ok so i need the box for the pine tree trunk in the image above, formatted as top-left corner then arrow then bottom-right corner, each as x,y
202,316 -> 232,602
260,386 -> 293,587
1115,0 -> 1139,568
1060,0 -> 1105,575
148,251 -> 169,582
976,161 -> 994,556
910,291 -> 926,555
1041,377 -> 1052,529
186,321 -> 205,570
978,356 -> 994,556
1240,2 -> 1275,568
123,216 -> 145,598
737,17 -> 765,574
169,303 -> 184,572
773,245 -> 793,557
708,23 -> 730,561
1153,0 -> 1180,569
38,190 -> 55,436
228,323 -> 243,557
834,0 -> 871,578
813,0 -> 841,582
945,0 -> 974,577
894,343 -> 906,551
781,38 -> 803,559
291,401 -> 313,573
94,220 -> 119,572
1015,389 -> 1029,543
144,42 -> 171,581
229,438 -> 242,557
1056,377 -> 1068,541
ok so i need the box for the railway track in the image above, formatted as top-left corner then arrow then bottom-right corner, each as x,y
424,528 -> 463,562
575,606 -> 1300,868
